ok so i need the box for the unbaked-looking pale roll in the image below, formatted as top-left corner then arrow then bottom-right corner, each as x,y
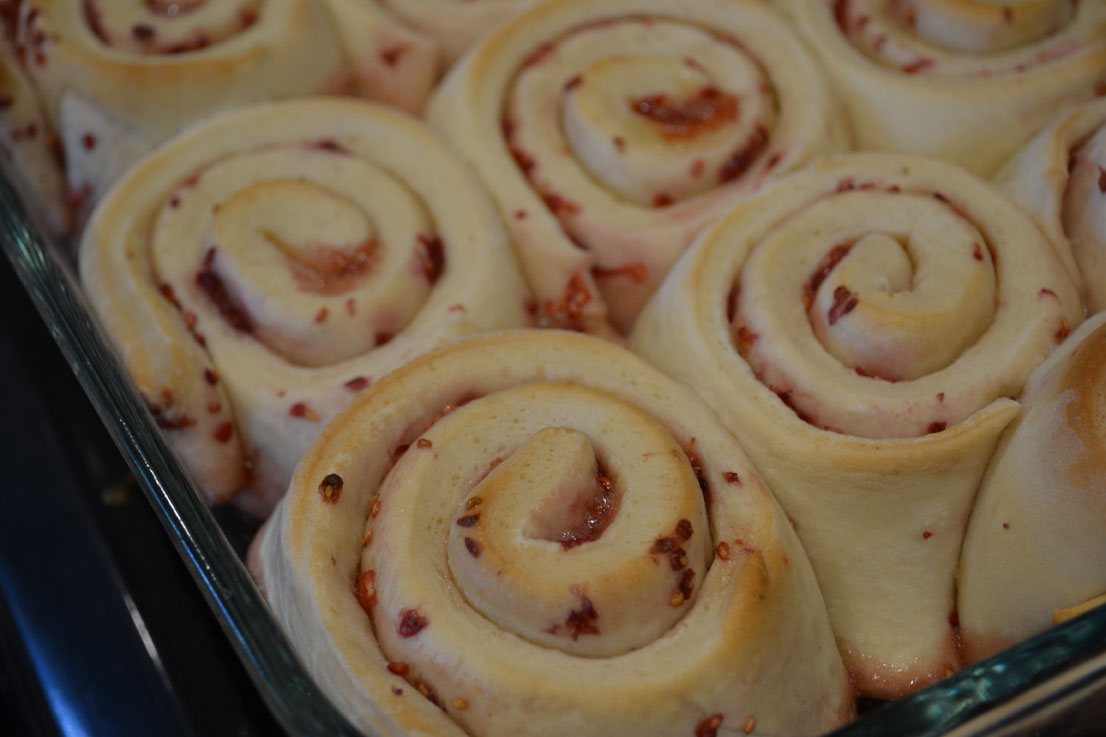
11,0 -> 436,205
996,97 -> 1106,315
782,0 -> 1106,176
428,0 -> 848,334
79,98 -> 530,515
958,313 -> 1106,663
631,153 -> 1083,699
253,330 -> 854,737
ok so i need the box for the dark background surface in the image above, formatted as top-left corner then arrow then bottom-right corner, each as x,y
0,252 -> 280,737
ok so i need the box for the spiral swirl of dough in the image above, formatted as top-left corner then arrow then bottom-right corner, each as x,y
782,0 -> 1106,175
13,0 -> 438,204
996,97 -> 1106,315
79,98 -> 530,513
254,330 -> 853,737
631,153 -> 1083,697
428,0 -> 847,333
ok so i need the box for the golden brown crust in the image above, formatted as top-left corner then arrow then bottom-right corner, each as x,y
958,314 -> 1106,664
257,330 -> 852,737
1054,594 -> 1106,625
1062,326 -> 1106,490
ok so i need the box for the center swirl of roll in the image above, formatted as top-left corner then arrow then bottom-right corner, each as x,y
724,160 -> 1072,441
508,17 -> 777,210
83,0 -> 262,53
363,383 -> 711,660
746,191 -> 996,386
150,142 -> 440,367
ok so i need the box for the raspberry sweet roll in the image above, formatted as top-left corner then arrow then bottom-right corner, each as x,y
995,97 -> 1106,315
782,0 -> 1106,175
253,330 -> 854,737
79,98 -> 531,515
9,0 -> 436,206
428,0 -> 847,335
368,0 -> 533,67
958,313 -> 1106,663
631,154 -> 1083,698
0,36 -> 68,236
321,0 -> 438,112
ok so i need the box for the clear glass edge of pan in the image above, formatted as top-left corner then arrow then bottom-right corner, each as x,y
0,161 -> 364,737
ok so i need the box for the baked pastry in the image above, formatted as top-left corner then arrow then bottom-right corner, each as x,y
9,0 -> 435,206
782,0 -> 1106,175
428,0 -> 848,334
253,329 -> 854,737
0,36 -> 68,237
630,153 -> 1083,698
995,97 -> 1106,315
366,0 -> 532,66
321,0 -> 438,112
79,98 -> 531,514
958,312 -> 1106,663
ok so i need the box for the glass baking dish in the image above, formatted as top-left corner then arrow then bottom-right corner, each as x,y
2,158 -> 1104,737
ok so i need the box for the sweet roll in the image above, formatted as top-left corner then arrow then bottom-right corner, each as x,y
783,0 -> 1106,175
254,329 -> 854,737
995,97 -> 1106,315
958,312 -> 1106,662
630,153 -> 1083,698
11,0 -> 436,204
79,98 -> 530,514
428,0 -> 847,334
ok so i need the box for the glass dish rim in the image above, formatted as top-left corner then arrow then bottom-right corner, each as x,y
1,164 -> 1104,737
